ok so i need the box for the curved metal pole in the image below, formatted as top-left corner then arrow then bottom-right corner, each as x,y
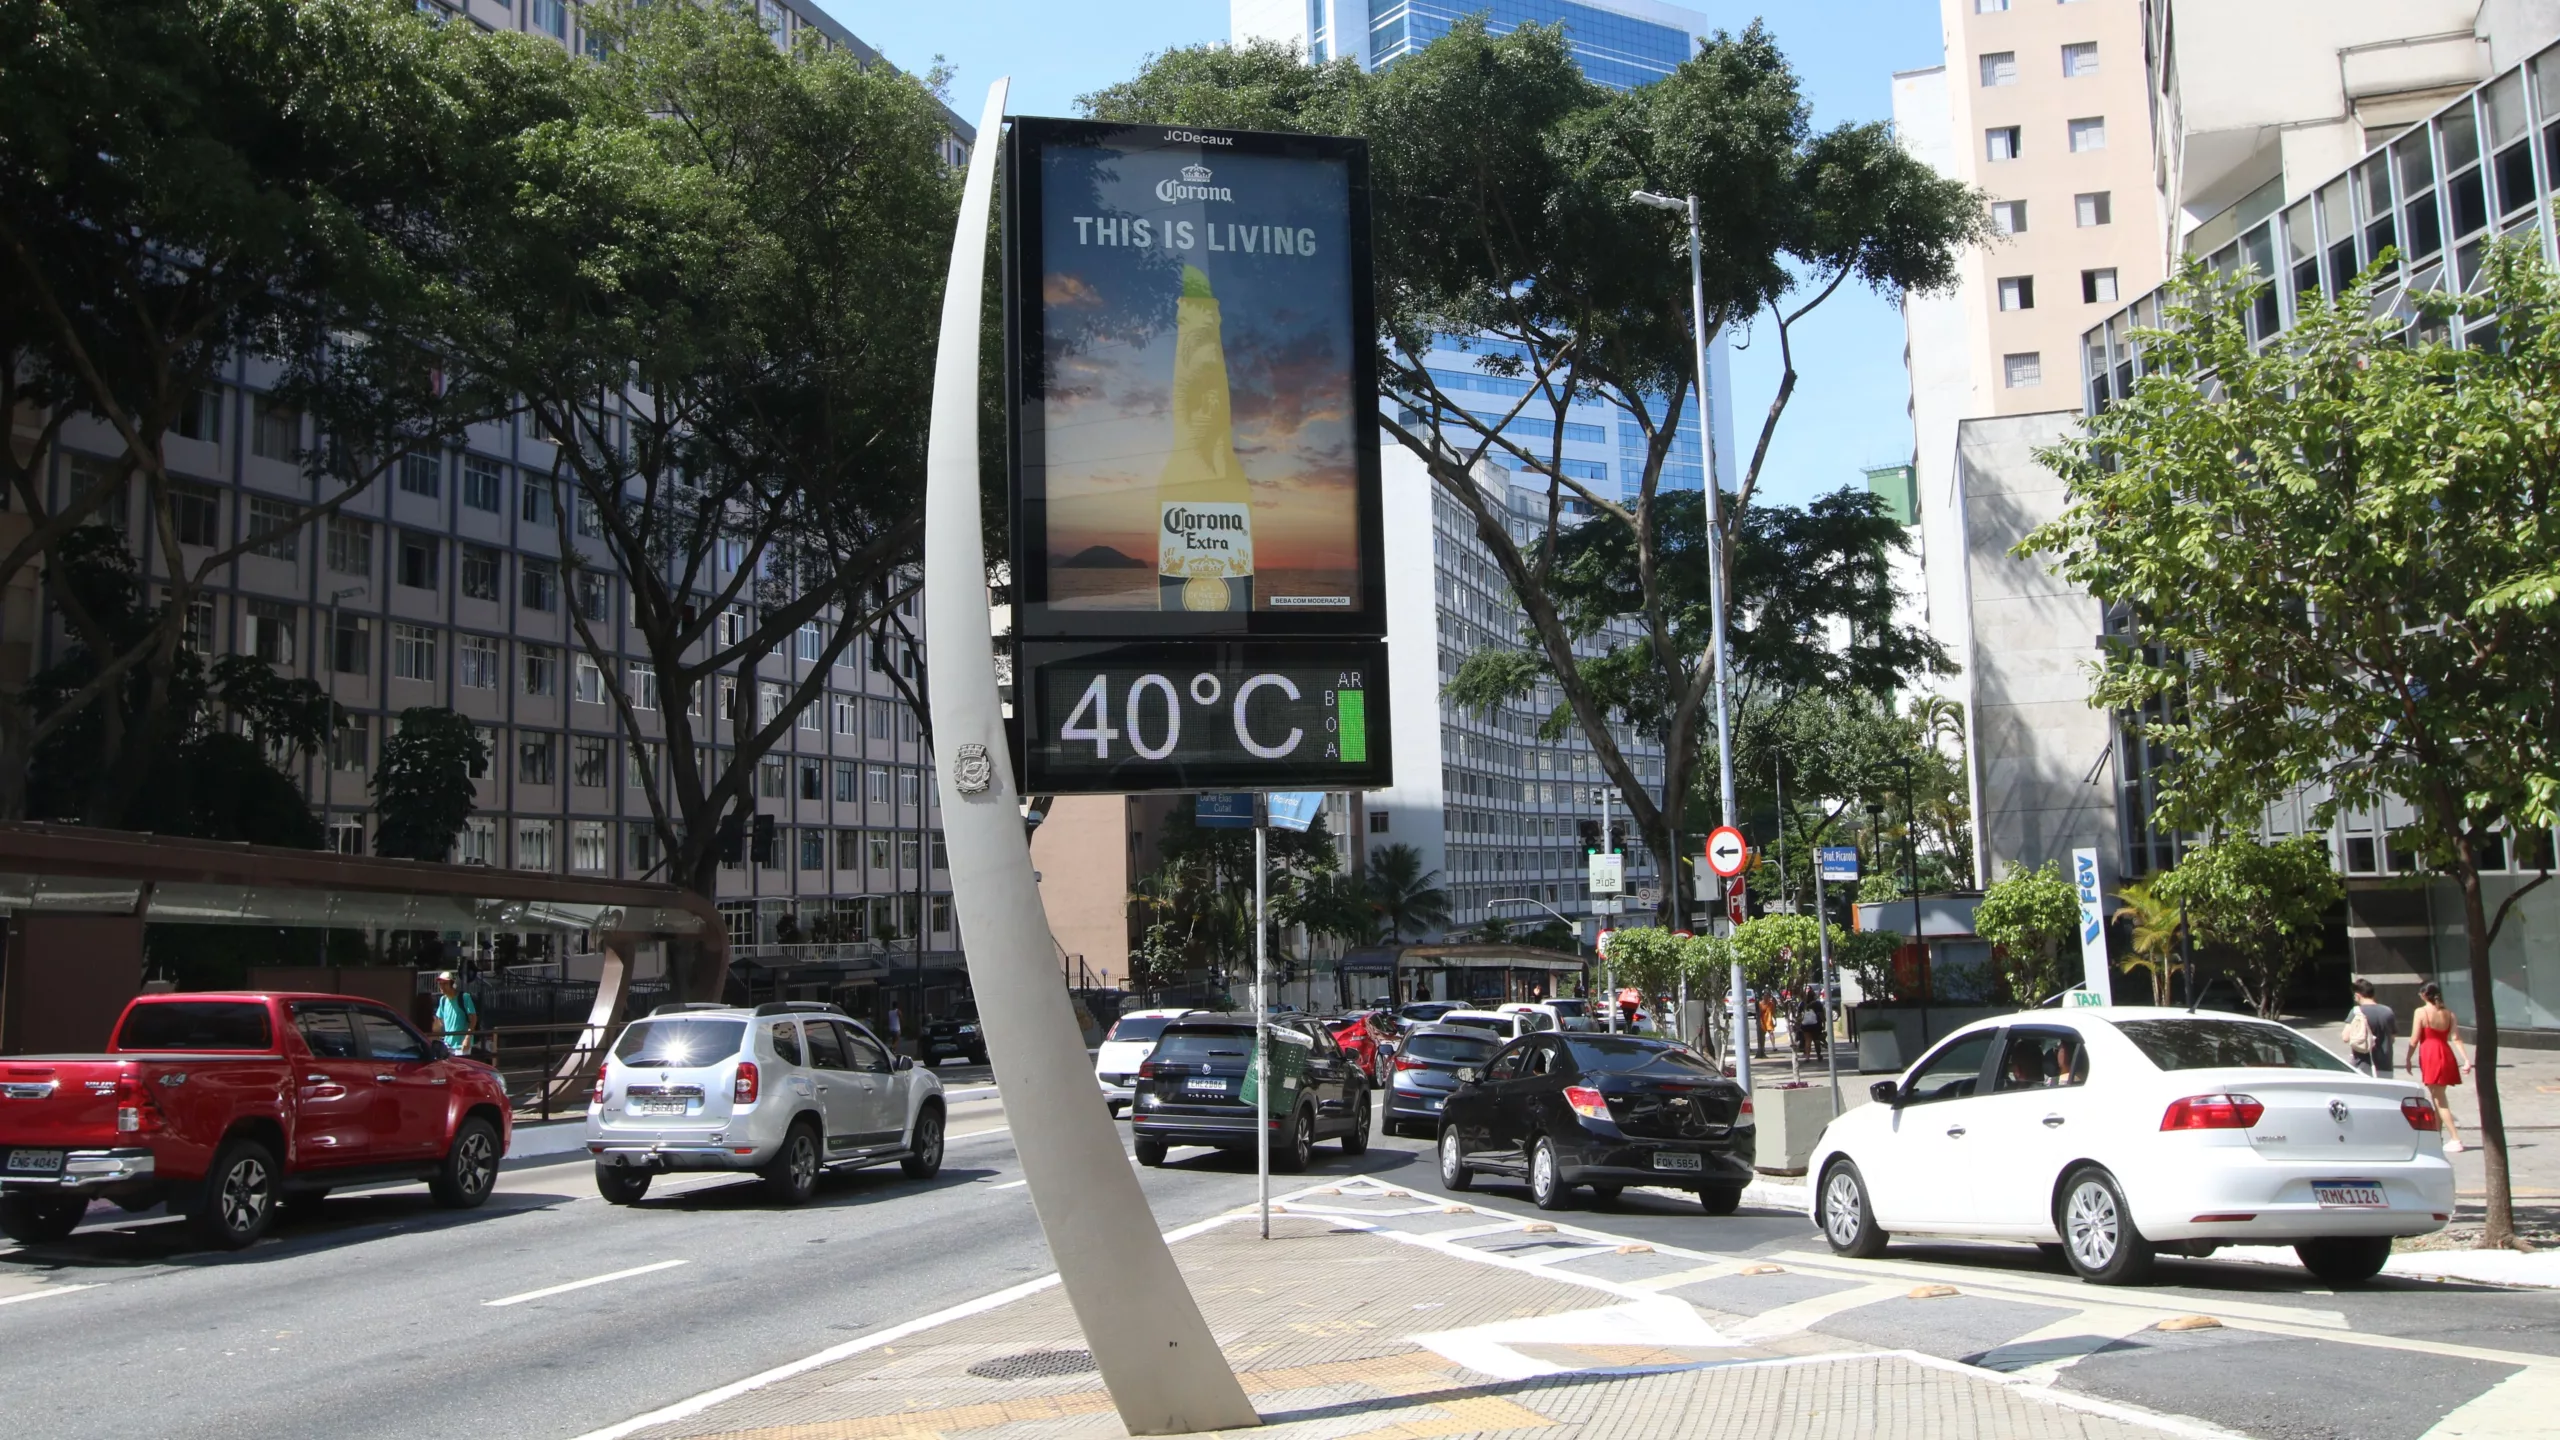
921,81 -> 1258,1436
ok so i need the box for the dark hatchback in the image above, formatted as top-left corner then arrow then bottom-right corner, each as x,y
1438,1033 -> 1754,1213
1382,1025 -> 1500,1138
921,1004 -> 986,1065
1131,1015 -> 1370,1171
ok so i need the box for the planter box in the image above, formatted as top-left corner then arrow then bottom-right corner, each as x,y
1754,1082 -> 1847,1176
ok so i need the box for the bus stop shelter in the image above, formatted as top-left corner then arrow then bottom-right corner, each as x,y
0,823 -> 720,1078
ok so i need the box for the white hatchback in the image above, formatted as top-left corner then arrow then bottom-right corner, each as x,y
1095,1008 -> 1193,1115
1809,1008 -> 2454,1285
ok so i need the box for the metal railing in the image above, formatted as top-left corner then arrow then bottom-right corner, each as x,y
487,1021 -> 609,1123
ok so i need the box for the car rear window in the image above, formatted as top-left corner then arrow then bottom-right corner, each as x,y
1440,1015 -> 1508,1035
116,1001 -> 274,1052
1404,1032 -> 1496,1063
1107,1014 -> 1178,1044
1545,1000 -> 1589,1017
1566,1036 -> 1721,1077
613,1019 -> 747,1066
2113,1019 -> 2353,1073
1153,1028 -> 1252,1061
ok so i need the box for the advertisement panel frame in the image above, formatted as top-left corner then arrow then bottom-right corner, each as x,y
1004,116 -> 1385,642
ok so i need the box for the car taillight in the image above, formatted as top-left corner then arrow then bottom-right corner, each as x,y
115,1077 -> 162,1135
734,1061 -> 759,1105
591,1060 -> 609,1105
1394,1055 -> 1426,1071
2402,1095 -> 2441,1131
2161,1093 -> 2264,1130
1564,1085 -> 1612,1122
1138,1059 -> 1161,1080
1737,1094 -> 1754,1121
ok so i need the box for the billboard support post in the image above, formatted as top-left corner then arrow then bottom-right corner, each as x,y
925,80 -> 1258,1435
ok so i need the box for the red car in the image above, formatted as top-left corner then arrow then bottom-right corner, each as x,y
1328,1012 -> 1393,1083
0,992 -> 512,1250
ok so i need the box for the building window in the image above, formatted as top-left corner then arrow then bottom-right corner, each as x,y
529,0 -> 568,41
628,662 -> 658,711
931,835 -> 947,870
460,544 -> 500,600
899,834 -> 921,870
251,405 -> 299,461
521,479 -> 553,526
1975,0 -> 2008,10
521,560 -> 556,612
573,736 -> 607,788
519,733 -> 555,785
2003,351 -> 2043,388
796,621 -> 822,661
1990,200 -> 2026,234
391,622 -> 436,681
898,706 -> 918,743
2082,267 -> 2120,304
522,643 -> 558,696
759,757 -> 787,798
247,497 -> 300,561
575,494 -> 603,538
461,816 -> 497,866
867,831 -> 891,869
462,455 -> 502,512
2062,42 -> 2097,78
166,480 -> 219,548
798,829 -> 824,871
628,823 -> 658,874
867,765 -> 888,805
333,612 -> 370,675
326,515 -> 373,577
578,571 -> 608,622
756,680 -> 786,727
2068,116 -> 2106,152
796,699 -> 819,732
331,713 -> 369,772
177,387 -> 223,443
834,759 -> 857,802
247,600 -> 295,666
868,698 -> 891,740
516,819 -> 554,871
399,452 -> 440,498
459,634 -> 501,690
568,819 -> 607,872
2075,191 -> 2112,227
570,654 -> 600,705
1979,51 -> 2016,87
329,818 -> 365,856
1997,275 -> 2035,311
1986,126 -> 2021,162
833,696 -> 857,734
1369,809 -> 1390,834
628,740 -> 657,790
834,828 -> 860,869
396,531 -> 439,589
798,758 -> 822,800
899,769 -> 921,808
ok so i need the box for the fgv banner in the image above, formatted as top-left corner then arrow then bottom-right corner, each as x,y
2072,846 -> 2110,1004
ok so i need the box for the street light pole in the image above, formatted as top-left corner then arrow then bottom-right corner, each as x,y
323,584 -> 365,847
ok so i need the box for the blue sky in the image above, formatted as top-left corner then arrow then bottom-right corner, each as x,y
812,1 -> 1948,509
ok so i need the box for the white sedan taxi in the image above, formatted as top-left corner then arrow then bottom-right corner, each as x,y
1809,1008 -> 2454,1285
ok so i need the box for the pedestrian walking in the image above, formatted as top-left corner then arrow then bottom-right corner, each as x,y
431,971 -> 480,1057
1755,992 -> 1774,1058
886,1001 -> 905,1053
2341,978 -> 2395,1076
2406,983 -> 2470,1153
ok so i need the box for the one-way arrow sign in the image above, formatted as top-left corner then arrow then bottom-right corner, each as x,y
1705,825 -> 1749,879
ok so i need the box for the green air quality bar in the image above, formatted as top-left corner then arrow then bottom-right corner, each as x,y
1338,689 -> 1367,763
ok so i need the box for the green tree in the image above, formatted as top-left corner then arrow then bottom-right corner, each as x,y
1084,23 -> 1983,929
1973,860 -> 2081,1006
2153,836 -> 2343,1020
2111,879 -> 2185,1009
1363,843 -> 1452,943
2029,244 -> 2560,1245
1728,912 -> 1835,992
1833,928 -> 1904,1004
370,708 -> 492,861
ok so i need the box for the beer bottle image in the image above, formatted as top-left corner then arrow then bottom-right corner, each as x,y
1157,265 -> 1253,613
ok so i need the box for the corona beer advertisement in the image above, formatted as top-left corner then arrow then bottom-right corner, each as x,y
1009,119 -> 1382,640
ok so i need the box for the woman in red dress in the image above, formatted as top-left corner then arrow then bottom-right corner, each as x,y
2406,983 -> 2471,1153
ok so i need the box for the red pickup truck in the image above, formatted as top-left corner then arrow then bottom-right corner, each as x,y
0,992 -> 512,1250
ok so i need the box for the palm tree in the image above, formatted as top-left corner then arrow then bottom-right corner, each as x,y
2112,879 -> 2185,1006
1365,843 -> 1452,942
1909,694 -> 1967,759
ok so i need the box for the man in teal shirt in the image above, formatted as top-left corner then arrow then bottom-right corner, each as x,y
433,972 -> 480,1056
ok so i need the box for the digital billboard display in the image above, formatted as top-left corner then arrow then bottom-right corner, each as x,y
1007,119 -> 1382,640
1017,641 -> 1390,794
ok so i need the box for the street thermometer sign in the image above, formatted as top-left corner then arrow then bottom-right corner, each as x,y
1705,826 -> 1749,880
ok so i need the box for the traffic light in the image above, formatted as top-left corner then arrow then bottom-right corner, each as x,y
1576,818 -> 1603,850
715,810 -> 745,864
751,813 -> 778,865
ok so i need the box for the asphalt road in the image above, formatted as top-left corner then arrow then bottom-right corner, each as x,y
3,1089 -> 2553,1440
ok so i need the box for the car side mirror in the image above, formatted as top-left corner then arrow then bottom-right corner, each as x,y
1454,1067 -> 1480,1086
1869,1079 -> 1903,1106
893,1055 -> 916,1072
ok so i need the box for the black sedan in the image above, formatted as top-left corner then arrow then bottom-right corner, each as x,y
1437,1033 -> 1754,1213
1382,1024 -> 1499,1138
1131,1015 -> 1370,1171
920,1004 -> 987,1065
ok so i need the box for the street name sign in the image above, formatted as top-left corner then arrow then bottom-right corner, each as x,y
1818,845 -> 1860,882
1194,793 -> 1255,828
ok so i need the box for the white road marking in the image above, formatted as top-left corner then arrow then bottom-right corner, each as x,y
2422,1367 -> 2555,1439
0,1284 -> 99,1308
485,1260 -> 689,1308
989,1180 -> 1027,1190
1726,1279 -> 1911,1344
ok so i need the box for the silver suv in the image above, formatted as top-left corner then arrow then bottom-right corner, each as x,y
585,1002 -> 945,1205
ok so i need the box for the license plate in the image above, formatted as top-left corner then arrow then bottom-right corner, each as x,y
2312,1182 -> 2385,1209
1651,1151 -> 1703,1173
5,1149 -> 64,1175
1185,1079 -> 1228,1095
628,1099 -> 689,1116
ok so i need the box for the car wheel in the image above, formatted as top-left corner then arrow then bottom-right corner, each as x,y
1589,1185 -> 1622,1208
762,1122 -> 822,1206
1529,1137 -> 1573,1211
1818,1160 -> 1889,1259
1134,1137 -> 1168,1167
1272,1108 -> 1314,1174
1340,1094 -> 1371,1156
1699,1185 -> 1743,1216
1438,1126 -> 1474,1191
2296,1236 -> 2393,1285
189,1137 -> 280,1250
2057,1167 -> 2155,1285
594,1163 -> 653,1205
901,1103 -> 945,1180
0,1191 -> 89,1245
429,1115 -> 501,1209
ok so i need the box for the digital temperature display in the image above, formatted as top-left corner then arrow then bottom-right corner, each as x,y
1017,641 -> 1392,794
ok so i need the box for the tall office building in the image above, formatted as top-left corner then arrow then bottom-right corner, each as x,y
14,0 -> 974,1017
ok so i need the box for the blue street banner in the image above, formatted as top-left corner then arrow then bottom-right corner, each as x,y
1265,792 -> 1325,832
1818,845 -> 1861,882
1195,793 -> 1256,828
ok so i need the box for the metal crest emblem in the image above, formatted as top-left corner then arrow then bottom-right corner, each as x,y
954,743 -> 994,796
2328,1099 -> 2350,1124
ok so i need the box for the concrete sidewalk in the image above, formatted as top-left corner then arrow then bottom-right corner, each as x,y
587,1181 -> 2233,1440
